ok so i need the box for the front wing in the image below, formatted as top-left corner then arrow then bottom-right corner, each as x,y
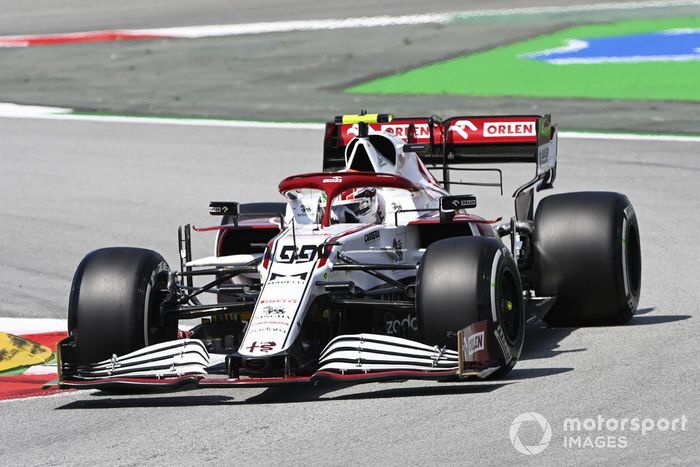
54,327 -> 500,391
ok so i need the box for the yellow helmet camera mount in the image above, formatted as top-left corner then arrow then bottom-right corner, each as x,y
334,111 -> 393,138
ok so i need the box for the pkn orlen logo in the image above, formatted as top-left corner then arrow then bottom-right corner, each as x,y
510,412 -> 552,455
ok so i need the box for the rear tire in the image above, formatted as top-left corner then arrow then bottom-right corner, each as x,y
68,247 -> 176,365
533,192 -> 641,326
416,237 -> 525,377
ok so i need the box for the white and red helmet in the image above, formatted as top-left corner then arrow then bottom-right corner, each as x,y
330,187 -> 384,224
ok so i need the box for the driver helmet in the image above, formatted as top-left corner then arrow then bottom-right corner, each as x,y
330,187 -> 383,224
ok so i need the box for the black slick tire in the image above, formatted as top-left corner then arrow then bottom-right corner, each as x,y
68,247 -> 176,365
533,192 -> 641,326
416,236 -> 525,377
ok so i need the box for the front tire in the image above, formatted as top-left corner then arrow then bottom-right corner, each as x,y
68,247 -> 176,365
416,237 -> 525,377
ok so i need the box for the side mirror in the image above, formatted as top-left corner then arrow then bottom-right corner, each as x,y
440,195 -> 477,211
439,195 -> 477,223
209,201 -> 240,216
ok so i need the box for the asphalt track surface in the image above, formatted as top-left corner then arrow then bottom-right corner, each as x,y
2,1 -> 699,464
0,0 -> 670,35
2,0 -> 699,132
1,117 -> 699,465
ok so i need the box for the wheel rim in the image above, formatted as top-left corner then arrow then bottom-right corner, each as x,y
499,270 -> 522,345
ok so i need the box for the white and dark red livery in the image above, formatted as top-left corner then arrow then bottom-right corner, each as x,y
57,113 -> 641,392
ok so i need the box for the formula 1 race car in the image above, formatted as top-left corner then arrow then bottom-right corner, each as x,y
56,113 -> 641,391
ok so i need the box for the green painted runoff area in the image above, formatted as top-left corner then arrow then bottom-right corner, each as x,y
347,17 -> 700,101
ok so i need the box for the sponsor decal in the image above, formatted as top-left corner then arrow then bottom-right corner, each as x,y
323,176 -> 342,183
208,201 -> 239,216
484,122 -> 536,137
391,238 -> 403,261
277,244 -> 322,264
440,195 -> 477,210
449,119 -> 478,140
539,115 -> 552,140
258,298 -> 298,305
460,320 -> 490,366
209,206 -> 228,215
385,316 -> 418,335
248,326 -> 288,334
494,325 -> 513,364
346,123 -> 432,140
269,272 -> 308,282
538,144 -> 550,168
363,230 -> 380,243
536,140 -> 556,175
298,231 -> 333,237
261,306 -> 285,316
266,279 -> 305,286
298,203 -> 313,216
250,320 -> 290,327
381,123 -> 432,140
467,331 -> 485,356
245,341 -> 277,353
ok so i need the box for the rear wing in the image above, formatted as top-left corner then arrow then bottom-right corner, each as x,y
323,114 -> 557,193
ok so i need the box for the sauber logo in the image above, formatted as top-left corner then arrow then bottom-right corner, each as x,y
484,122 -> 536,137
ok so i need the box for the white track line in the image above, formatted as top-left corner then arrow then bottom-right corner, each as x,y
0,317 -> 66,335
139,1 -> 700,38
1,1 -> 698,45
34,113 -> 325,130
0,103 -> 698,143
0,103 -> 324,130
68,1 -> 700,36
131,14 -> 455,38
